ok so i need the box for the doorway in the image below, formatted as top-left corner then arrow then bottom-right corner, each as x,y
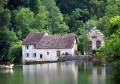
57,51 -> 60,57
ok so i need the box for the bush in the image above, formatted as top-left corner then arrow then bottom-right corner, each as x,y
8,41 -> 22,64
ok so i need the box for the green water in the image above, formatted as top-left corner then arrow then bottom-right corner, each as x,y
0,61 -> 114,84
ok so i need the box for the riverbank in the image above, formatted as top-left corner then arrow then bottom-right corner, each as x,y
24,55 -> 113,64
24,55 -> 92,64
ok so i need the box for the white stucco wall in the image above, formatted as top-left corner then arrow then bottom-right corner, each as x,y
22,45 -> 76,63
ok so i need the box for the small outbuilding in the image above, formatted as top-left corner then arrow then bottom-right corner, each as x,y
87,26 -> 105,54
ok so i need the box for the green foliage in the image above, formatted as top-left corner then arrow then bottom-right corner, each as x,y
7,0 -> 39,14
78,39 -> 84,55
15,8 -> 34,39
0,0 -> 8,13
0,9 -> 11,27
96,44 -> 106,57
1,0 -> 120,63
83,35 -> 89,55
0,28 -> 18,59
56,0 -> 107,18
105,0 -> 120,17
8,41 -> 22,63
107,34 -> 120,60
100,16 -> 120,61
64,8 -> 85,33
29,0 -> 39,14
92,49 -> 97,56
0,0 -> 11,28
41,0 -> 69,34
32,6 -> 48,31
113,60 -> 120,84
96,16 -> 111,37
83,19 -> 96,30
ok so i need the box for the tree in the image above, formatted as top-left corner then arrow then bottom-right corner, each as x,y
15,8 -> 34,39
64,8 -> 85,33
83,19 -> 96,30
0,28 -> 18,60
7,0 -> 25,10
7,0 -> 39,14
56,0 -> 107,18
0,0 -> 8,13
106,16 -> 120,60
83,35 -> 89,55
0,0 -> 11,28
29,0 -> 39,14
31,6 -> 48,31
105,0 -> 120,17
96,44 -> 106,57
0,9 -> 11,27
96,16 -> 111,37
40,0 -> 69,34
110,16 -> 120,34
8,41 -> 22,63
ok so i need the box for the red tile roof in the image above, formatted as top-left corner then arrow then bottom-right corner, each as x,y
23,32 -> 76,49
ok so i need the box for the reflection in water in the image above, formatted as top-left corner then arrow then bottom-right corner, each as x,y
89,62 -> 106,84
23,61 -> 114,84
77,61 -> 114,84
23,62 -> 78,84
0,69 -> 14,74
0,61 -> 114,84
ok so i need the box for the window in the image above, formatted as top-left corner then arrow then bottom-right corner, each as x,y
47,52 -> 49,55
26,45 -> 29,49
57,51 -> 60,57
33,53 -> 36,57
96,41 -> 101,48
92,35 -> 97,38
40,54 -> 42,58
26,53 -> 29,57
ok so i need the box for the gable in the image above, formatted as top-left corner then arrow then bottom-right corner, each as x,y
87,27 -> 105,41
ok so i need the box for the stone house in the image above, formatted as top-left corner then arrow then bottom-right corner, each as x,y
22,32 -> 77,63
87,26 -> 105,54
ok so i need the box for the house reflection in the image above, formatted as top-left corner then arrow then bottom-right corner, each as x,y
23,62 -> 78,84
78,61 -> 107,84
89,66 -> 106,84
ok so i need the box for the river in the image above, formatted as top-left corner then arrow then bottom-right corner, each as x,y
0,61 -> 114,84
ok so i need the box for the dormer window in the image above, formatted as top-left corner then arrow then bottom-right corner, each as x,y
26,45 -> 29,49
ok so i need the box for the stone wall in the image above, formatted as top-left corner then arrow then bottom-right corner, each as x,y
87,26 -> 105,54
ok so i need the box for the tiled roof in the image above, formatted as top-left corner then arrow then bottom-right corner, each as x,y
36,34 -> 76,49
23,32 -> 46,45
23,32 -> 76,49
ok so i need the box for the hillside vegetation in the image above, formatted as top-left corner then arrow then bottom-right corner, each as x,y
0,0 -> 120,64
